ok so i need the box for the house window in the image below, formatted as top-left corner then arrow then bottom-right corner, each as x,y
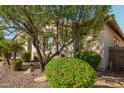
48,37 -> 53,44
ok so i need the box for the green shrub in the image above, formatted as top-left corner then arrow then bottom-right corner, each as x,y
11,59 -> 22,71
76,51 -> 101,69
45,58 -> 96,88
20,52 -> 31,62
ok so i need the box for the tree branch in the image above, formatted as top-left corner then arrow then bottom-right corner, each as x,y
44,37 -> 75,65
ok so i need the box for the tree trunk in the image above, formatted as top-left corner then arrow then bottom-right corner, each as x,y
40,62 -> 45,71
32,37 -> 44,72
4,52 -> 11,65
13,52 -> 17,60
6,57 -> 10,65
5,55 -> 10,65
73,6 -> 84,57
73,23 -> 81,57
73,35 -> 80,56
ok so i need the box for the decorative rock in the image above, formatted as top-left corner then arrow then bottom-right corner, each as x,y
113,83 -> 121,87
0,62 -> 6,66
120,81 -> 124,85
24,67 -> 34,75
34,76 -> 47,82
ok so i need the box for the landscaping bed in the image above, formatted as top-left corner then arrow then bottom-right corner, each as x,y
0,62 -> 48,88
0,62 -> 124,88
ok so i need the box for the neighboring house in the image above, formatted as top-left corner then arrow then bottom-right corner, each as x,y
98,19 -> 124,71
31,17 -> 124,72
83,19 -> 124,71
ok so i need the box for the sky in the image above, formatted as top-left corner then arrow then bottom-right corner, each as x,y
112,5 -> 124,32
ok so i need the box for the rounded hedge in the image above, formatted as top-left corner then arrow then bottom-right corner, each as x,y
20,52 -> 31,62
76,51 -> 101,69
11,59 -> 22,71
45,58 -> 96,88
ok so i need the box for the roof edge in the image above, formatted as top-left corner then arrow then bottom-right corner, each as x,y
106,16 -> 124,41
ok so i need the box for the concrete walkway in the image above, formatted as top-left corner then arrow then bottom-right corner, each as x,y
94,71 -> 124,88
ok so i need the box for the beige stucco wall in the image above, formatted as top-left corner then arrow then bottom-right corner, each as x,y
98,25 -> 113,71
31,44 -> 36,59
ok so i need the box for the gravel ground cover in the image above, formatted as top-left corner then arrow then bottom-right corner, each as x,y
0,62 -> 48,88
0,62 -> 124,88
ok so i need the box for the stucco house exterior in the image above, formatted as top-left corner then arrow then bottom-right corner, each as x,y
89,19 -> 124,71
31,18 -> 124,72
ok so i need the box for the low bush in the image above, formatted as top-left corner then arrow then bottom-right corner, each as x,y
76,51 -> 101,69
20,52 -> 31,62
45,58 -> 96,88
11,59 -> 22,71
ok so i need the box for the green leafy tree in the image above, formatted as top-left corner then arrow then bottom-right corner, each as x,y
0,39 -> 12,65
0,39 -> 23,65
0,5 -> 111,71
11,40 -> 24,60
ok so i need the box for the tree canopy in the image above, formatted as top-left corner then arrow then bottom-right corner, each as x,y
0,5 -> 111,71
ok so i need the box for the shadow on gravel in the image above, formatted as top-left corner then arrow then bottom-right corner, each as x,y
98,71 -> 124,79
21,62 -> 40,71
94,85 -> 114,88
95,71 -> 124,88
